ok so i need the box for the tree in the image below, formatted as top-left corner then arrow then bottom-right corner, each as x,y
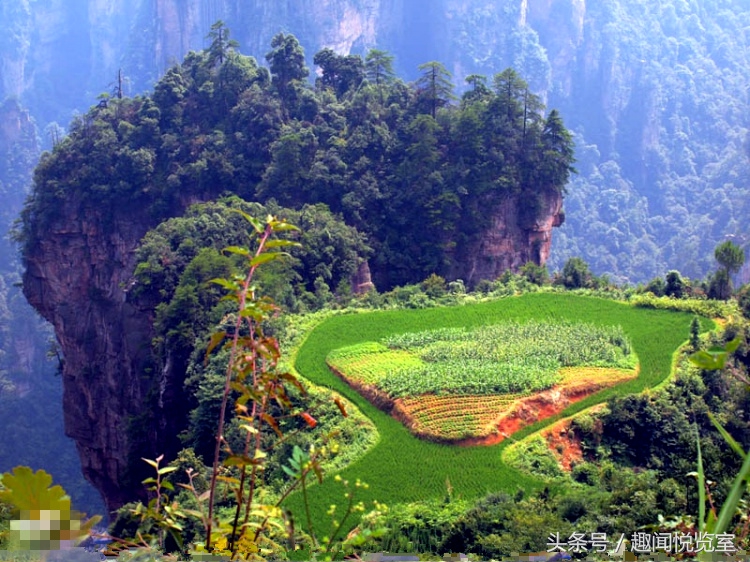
560,257 -> 592,289
715,240 -> 745,275
313,48 -> 364,98
492,68 -> 528,126
711,240 -> 745,299
645,276 -> 666,297
462,74 -> 490,104
539,109 -> 576,190
206,21 -> 239,67
689,316 -> 701,351
664,270 -> 686,298
415,61 -> 455,118
519,262 -> 549,285
708,268 -> 732,301
365,49 -> 395,105
265,33 -> 308,107
364,49 -> 395,88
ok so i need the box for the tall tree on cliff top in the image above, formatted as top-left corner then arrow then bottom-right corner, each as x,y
266,33 -> 308,108
365,49 -> 395,104
416,61 -> 455,118
493,68 -> 529,127
206,20 -> 239,67
540,109 -> 576,191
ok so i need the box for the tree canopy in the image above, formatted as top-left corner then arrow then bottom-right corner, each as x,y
20,29 -> 575,290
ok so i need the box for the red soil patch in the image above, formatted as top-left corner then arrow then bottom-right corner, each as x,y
541,418 -> 585,471
328,362 -> 636,446
457,385 -> 598,447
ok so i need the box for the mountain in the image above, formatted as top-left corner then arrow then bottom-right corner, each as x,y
3,0 -> 750,514
4,0 -> 750,283
18,24 -> 575,509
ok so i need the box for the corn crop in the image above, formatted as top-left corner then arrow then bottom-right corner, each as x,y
328,320 -> 636,398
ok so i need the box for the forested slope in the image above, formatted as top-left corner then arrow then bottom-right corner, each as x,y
17,32 -> 573,510
3,0 -> 749,282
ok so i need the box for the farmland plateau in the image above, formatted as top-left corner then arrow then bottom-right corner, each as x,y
287,292 -> 710,532
327,321 -> 637,441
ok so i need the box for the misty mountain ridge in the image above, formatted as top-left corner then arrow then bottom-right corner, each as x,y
3,0 -> 750,285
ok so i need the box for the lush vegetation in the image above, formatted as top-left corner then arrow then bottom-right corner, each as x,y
5,247 -> 750,559
19,27 -> 574,290
287,292 -> 703,535
3,5 -> 750,559
329,321 -> 635,397
122,197 -> 373,489
6,2 -> 750,286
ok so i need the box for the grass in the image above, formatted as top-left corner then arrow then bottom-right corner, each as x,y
285,293 -> 713,535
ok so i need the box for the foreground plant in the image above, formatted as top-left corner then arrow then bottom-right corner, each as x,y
689,336 -> 749,557
126,211 -> 383,560
0,467 -> 100,555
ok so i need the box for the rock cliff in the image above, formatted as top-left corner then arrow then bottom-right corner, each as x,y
23,199 -> 159,512
457,189 -> 564,286
22,187 -> 225,512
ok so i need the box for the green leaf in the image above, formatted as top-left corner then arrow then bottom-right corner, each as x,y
695,426 -> 706,533
210,278 -> 239,292
233,209 -> 263,233
264,239 -> 302,250
708,412 -> 746,458
249,252 -> 288,268
223,246 -> 251,257
158,466 -> 179,476
725,337 -> 742,353
0,467 -> 70,512
689,350 -> 726,370
223,455 -> 260,467
690,337 -> 742,371
282,465 -> 298,479
270,221 -> 300,233
713,436 -> 750,536
168,528 -> 184,550
141,458 -> 159,469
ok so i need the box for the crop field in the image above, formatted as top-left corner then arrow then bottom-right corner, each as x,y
285,293 -> 713,534
327,320 -> 637,441
394,367 -> 637,442
328,321 -> 635,396
396,393 -> 522,440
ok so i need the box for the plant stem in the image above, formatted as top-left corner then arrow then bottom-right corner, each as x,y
206,224 -> 272,551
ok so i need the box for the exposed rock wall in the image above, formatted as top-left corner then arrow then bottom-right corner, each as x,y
23,200 -> 154,512
457,189 -> 564,286
22,191 -> 222,512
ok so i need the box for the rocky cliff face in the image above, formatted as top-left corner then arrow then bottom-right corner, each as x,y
23,200 -> 154,512
457,189 -> 564,286
21,190 -> 222,512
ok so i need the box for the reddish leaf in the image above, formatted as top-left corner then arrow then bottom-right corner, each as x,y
300,412 -> 317,428
334,396 -> 348,417
262,413 -> 283,438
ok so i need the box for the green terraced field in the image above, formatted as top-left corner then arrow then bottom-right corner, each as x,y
328,320 -> 636,397
285,293 -> 713,534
